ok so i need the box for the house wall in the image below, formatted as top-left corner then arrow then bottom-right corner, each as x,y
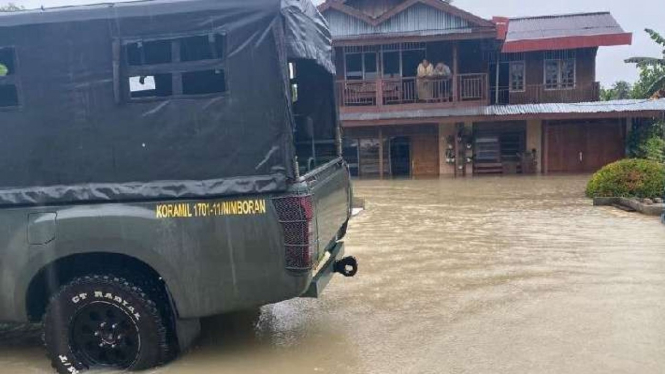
509,47 -> 599,104
522,48 -> 597,87
345,0 -> 404,18
412,134 -> 440,176
345,124 -> 439,178
323,4 -> 472,38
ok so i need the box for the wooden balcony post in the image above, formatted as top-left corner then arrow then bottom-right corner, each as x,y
376,77 -> 383,107
452,42 -> 459,103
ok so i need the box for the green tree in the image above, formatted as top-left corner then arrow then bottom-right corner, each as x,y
627,119 -> 665,160
625,29 -> 665,98
0,3 -> 23,11
600,80 -> 633,101
641,135 -> 665,162
632,64 -> 665,99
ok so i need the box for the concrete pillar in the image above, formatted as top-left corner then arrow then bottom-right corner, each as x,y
526,119 -> 543,173
439,123 -> 456,176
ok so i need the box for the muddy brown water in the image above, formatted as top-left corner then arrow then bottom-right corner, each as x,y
3,175 -> 665,374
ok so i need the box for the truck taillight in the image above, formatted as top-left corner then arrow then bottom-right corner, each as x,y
272,195 -> 317,271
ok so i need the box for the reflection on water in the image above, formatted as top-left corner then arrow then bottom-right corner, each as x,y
3,175 -> 665,374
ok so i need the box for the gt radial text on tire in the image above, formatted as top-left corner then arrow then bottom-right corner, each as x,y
43,275 -> 170,374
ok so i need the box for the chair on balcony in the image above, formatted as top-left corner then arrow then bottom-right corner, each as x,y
382,80 -> 401,105
344,81 -> 376,106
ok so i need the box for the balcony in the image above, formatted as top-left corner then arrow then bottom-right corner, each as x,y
336,74 -> 489,111
490,82 -> 601,105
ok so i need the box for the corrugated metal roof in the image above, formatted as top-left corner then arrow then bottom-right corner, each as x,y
325,3 -> 471,38
506,12 -> 626,42
340,99 -> 665,122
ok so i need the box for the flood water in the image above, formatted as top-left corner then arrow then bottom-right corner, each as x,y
3,175 -> 665,374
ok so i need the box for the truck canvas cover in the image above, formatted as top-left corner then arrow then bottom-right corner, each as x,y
0,0 -> 333,206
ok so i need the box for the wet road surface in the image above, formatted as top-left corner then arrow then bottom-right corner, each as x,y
3,175 -> 665,374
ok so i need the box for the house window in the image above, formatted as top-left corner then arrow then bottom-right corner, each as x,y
289,62 -> 298,103
509,61 -> 525,92
123,33 -> 226,101
345,53 -> 362,80
0,47 -> 19,108
544,58 -> 575,90
345,52 -> 378,81
382,51 -> 401,78
364,53 -> 378,80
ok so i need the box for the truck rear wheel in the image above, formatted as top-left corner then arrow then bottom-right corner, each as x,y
43,275 -> 169,374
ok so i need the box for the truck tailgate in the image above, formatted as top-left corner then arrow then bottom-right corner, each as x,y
301,158 -> 351,260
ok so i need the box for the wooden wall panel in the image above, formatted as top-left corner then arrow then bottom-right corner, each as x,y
583,120 -> 624,171
411,134 -> 439,176
546,119 -> 624,173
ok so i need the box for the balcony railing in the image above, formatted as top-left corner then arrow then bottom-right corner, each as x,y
490,82 -> 601,105
336,74 -> 489,108
458,74 -> 488,102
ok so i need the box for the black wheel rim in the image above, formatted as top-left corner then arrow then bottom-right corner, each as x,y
70,301 -> 140,368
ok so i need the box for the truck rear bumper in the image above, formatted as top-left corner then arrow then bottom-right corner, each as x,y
302,241 -> 349,298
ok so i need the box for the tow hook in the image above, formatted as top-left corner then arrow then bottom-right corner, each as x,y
334,256 -> 358,277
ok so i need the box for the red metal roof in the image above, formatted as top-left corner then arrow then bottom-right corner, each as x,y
500,12 -> 632,53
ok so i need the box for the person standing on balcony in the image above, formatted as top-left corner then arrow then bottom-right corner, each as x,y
417,59 -> 433,101
433,62 -> 452,100
434,62 -> 451,78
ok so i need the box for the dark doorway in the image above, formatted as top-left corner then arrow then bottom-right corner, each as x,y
390,136 -> 411,177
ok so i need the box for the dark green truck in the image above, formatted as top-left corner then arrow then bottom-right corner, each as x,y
0,1 -> 356,373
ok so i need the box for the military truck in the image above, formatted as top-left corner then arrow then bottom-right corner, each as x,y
0,0 -> 357,372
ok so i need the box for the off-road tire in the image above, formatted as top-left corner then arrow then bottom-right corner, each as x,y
43,275 -> 169,374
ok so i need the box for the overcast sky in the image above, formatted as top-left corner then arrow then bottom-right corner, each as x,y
4,0 -> 663,87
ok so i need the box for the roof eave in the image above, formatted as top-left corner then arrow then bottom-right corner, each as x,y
331,27 -> 497,46
502,32 -> 633,53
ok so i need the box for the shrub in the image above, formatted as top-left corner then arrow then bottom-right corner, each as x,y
640,136 -> 665,162
586,159 -> 665,199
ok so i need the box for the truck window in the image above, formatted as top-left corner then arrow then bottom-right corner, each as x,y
123,33 -> 226,101
291,59 -> 339,175
0,47 -> 19,108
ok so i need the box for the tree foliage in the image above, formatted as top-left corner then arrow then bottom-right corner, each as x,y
0,3 -> 23,11
600,80 -> 633,101
627,119 -> 665,160
632,64 -> 665,99
625,29 -> 665,97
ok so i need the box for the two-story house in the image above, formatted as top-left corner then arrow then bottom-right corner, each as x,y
318,0 -> 665,177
